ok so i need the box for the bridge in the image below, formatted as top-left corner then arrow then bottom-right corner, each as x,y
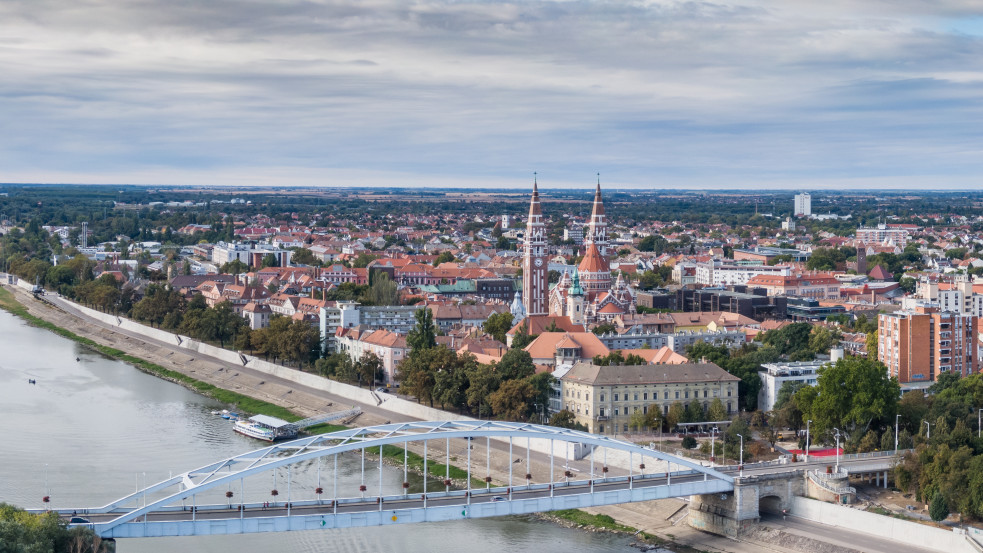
51,421 -> 735,539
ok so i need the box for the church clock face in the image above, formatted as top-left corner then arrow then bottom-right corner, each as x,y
534,258 -> 543,267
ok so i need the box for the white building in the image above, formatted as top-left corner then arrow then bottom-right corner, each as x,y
757,360 -> 826,412
694,260 -> 792,287
319,302 -> 420,351
856,224 -> 909,249
794,193 -> 812,217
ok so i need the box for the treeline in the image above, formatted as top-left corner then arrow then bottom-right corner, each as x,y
130,285 -> 320,366
0,503 -> 106,553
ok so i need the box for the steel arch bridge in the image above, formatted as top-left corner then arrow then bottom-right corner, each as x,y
56,421 -> 734,538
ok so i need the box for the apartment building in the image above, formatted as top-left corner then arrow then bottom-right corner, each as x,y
879,305 -> 980,385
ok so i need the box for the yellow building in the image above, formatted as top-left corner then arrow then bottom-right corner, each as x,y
560,361 -> 740,435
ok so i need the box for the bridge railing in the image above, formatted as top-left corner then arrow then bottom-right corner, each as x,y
808,470 -> 856,495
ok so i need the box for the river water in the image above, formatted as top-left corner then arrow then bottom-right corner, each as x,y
0,309 -> 638,552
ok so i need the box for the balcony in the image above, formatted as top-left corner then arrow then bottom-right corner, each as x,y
595,415 -> 609,421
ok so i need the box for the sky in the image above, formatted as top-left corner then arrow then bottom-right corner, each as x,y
1,0 -> 982,190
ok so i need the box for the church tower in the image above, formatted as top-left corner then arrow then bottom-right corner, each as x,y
523,178 -> 548,316
584,175 -> 609,261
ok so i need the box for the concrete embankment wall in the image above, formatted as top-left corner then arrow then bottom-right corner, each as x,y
791,496 -> 975,553
56,297 -> 646,467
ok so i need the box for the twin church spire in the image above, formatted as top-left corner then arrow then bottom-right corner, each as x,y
522,175 -> 612,319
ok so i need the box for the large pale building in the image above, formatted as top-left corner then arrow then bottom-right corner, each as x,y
878,305 -> 980,384
559,361 -> 740,435
794,192 -> 812,217
856,223 -> 909,249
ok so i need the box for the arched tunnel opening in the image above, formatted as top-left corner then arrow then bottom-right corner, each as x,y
759,495 -> 784,515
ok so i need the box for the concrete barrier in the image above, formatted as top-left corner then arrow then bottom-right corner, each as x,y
791,496 -> 974,553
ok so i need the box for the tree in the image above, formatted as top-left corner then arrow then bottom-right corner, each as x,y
761,322 -> 813,357
798,356 -> 900,440
510,321 -> 537,349
593,350 -> 646,366
407,307 -> 437,353
930,491 -> 950,523
773,381 -> 807,411
357,352 -> 385,388
666,401 -> 686,430
707,398 -> 728,422
550,409 -> 588,431
466,363 -> 501,418
364,272 -> 399,306
808,325 -> 841,354
489,378 -> 537,421
261,253 -> 279,268
220,258 -> 249,275
866,329 -> 879,359
290,247 -> 316,265
483,312 -> 513,344
497,348 -> 536,381
433,251 -> 455,266
592,323 -> 616,336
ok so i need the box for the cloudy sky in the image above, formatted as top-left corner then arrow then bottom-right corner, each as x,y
1,0 -> 982,190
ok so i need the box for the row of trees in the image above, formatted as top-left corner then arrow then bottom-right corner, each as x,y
0,503 -> 103,553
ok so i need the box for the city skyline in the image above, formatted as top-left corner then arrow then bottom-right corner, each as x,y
1,1 -> 982,189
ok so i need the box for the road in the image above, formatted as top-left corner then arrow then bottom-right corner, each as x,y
760,513 -> 942,553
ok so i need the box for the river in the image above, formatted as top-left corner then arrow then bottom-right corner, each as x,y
0,309 -> 639,552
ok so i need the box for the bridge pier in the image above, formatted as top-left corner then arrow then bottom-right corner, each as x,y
689,471 -> 805,538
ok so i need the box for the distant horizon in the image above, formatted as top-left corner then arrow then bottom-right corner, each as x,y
2,181 -> 983,194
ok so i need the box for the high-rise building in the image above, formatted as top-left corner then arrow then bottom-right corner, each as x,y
856,224 -> 909,248
522,180 -> 548,316
794,192 -> 811,217
878,305 -> 980,385
80,221 -> 88,249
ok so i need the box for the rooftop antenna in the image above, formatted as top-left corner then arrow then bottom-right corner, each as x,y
533,171 -> 537,185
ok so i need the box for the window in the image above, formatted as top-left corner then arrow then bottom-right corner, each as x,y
664,391 -> 669,400
643,392 -> 648,400
643,406 -> 648,414
599,408 -> 605,417
727,389 -> 732,397
614,393 -> 619,401
600,393 -> 605,402
674,391 -> 679,399
634,393 -> 638,401
586,393 -> 589,401
614,408 -> 619,416
633,406 -> 639,413
684,390 -> 689,399
704,390 -> 708,398
599,425 -> 605,433
623,424 -> 628,432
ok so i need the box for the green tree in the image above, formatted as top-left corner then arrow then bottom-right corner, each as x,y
497,348 -> 536,381
363,272 -> 399,306
433,251 -> 455,266
261,253 -> 279,268
407,307 -> 437,353
483,311 -> 514,344
930,491 -> 950,523
666,401 -> 686,430
707,398 -> 728,422
808,325 -> 842,354
550,409 -> 588,431
592,323 -> 616,336
489,378 -> 537,421
290,247 -> 316,265
357,352 -> 385,388
798,356 -> 899,440
466,362 -> 501,418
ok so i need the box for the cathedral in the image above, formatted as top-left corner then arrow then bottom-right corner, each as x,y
516,179 -> 636,326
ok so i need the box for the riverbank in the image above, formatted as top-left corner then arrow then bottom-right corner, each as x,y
0,284 -> 804,553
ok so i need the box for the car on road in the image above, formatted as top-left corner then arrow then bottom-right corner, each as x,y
491,496 -> 506,502
69,517 -> 90,524
375,387 -> 389,393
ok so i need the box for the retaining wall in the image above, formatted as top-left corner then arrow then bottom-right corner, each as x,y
790,496 -> 974,553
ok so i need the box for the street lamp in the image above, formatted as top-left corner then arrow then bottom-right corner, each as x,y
833,428 -> 841,473
710,426 -> 719,464
895,414 -> 901,455
978,409 -> 982,439
805,420 -> 812,462
736,433 -> 744,476
924,420 -> 931,441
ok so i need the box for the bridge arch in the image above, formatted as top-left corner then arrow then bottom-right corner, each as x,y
759,494 -> 784,515
80,421 -> 733,536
